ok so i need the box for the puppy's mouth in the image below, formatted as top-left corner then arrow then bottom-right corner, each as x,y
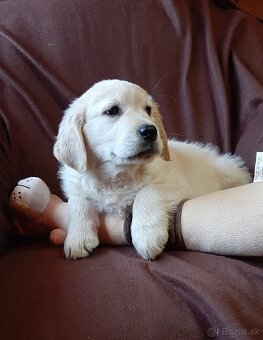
111,143 -> 160,164
121,144 -> 160,164
127,148 -> 157,160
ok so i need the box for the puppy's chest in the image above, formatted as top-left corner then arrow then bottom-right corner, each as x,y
86,179 -> 145,216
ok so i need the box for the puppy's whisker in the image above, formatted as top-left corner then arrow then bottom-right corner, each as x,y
153,93 -> 178,105
148,75 -> 169,98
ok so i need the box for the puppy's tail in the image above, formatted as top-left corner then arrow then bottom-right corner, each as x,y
216,153 -> 252,189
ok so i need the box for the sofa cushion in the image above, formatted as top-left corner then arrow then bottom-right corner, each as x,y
0,241 -> 262,339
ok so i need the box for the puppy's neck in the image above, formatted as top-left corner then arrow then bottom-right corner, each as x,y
87,159 -> 145,188
104,161 -> 143,181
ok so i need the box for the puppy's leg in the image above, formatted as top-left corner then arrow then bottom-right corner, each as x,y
131,185 -> 175,260
64,196 -> 99,260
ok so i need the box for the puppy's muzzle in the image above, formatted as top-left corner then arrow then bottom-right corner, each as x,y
138,125 -> 157,142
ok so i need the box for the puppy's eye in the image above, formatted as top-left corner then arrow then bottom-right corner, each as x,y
145,105 -> 152,115
104,106 -> 120,116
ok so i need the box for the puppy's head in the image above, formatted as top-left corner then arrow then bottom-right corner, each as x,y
54,79 -> 170,172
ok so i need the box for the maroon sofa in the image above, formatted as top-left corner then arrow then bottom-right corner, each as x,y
1,0 -> 263,339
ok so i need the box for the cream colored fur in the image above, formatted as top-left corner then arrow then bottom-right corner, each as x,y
54,79 -> 251,260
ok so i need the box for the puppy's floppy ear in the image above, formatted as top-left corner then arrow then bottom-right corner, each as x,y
53,99 -> 87,173
152,107 -> 170,161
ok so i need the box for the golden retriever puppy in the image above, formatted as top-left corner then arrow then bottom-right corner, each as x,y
54,79 -> 251,260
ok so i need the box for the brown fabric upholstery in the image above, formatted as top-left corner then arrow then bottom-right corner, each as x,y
1,0 -> 263,339
1,241 -> 263,339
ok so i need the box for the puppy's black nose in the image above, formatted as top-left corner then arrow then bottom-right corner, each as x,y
138,125 -> 157,142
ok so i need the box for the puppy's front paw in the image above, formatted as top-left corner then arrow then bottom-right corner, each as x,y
131,224 -> 169,260
64,231 -> 99,260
